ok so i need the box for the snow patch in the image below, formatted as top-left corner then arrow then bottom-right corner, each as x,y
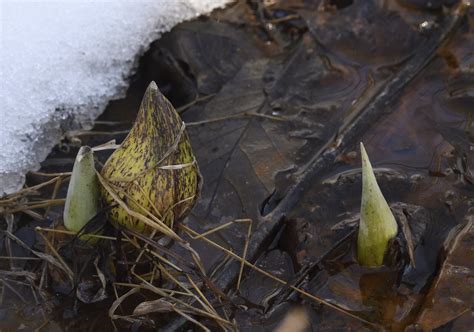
0,0 -> 230,195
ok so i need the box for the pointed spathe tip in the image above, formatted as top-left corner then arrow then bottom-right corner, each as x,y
148,81 -> 158,91
360,142 -> 367,158
76,145 -> 92,162
144,81 -> 164,102
360,142 -> 371,169
141,81 -> 162,109
78,145 -> 92,155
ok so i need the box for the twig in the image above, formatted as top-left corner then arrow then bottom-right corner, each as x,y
186,112 -> 286,127
180,224 -> 377,327
0,256 -> 41,260
45,176 -> 63,216
68,130 -> 130,137
237,219 -> 252,291
172,306 -> 211,332
36,232 -> 74,283
0,278 -> 27,303
177,94 -> 216,114
36,226 -> 118,241
29,171 -> 72,177
97,172 -> 180,240
136,274 -> 231,326
8,199 -> 65,213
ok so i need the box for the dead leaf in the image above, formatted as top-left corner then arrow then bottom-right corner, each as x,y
133,299 -> 174,316
414,220 -> 474,330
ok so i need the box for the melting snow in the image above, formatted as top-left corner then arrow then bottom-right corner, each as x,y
0,0 -> 230,195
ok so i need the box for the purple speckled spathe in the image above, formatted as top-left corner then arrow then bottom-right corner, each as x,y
0,0 -> 231,195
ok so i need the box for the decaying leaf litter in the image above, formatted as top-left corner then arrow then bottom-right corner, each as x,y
1,0 -> 473,330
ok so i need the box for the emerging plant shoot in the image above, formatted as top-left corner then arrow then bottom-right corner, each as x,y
358,142 -> 398,267
63,146 -> 100,233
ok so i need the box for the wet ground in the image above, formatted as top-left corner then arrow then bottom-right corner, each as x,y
1,0 -> 473,331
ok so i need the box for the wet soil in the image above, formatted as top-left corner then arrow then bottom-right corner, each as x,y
1,0 -> 473,331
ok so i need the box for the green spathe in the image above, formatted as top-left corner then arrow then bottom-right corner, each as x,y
63,146 -> 100,233
357,143 -> 398,267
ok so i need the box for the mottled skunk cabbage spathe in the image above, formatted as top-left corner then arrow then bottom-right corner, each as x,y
99,82 -> 201,236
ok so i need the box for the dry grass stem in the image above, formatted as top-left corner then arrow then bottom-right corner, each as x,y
186,112 -> 286,127
180,224 -> 377,327
97,172 -> 180,240
177,94 -> 216,114
1,144 -> 376,331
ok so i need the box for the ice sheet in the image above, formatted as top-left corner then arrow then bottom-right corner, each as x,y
0,0 -> 230,195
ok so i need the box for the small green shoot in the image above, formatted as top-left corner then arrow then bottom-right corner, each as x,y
357,143 -> 398,267
63,146 -> 99,234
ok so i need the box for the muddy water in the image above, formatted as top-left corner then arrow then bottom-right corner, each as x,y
234,2 -> 473,330
1,0 -> 473,331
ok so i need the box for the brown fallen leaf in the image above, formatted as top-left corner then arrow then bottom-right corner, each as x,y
414,219 -> 474,331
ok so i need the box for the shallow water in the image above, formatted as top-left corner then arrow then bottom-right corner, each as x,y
1,0 -> 473,331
